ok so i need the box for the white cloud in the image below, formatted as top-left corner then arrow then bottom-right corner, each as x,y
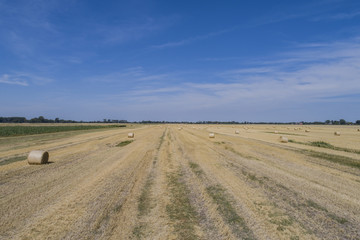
0,73 -> 54,86
0,74 -> 28,86
312,10 -> 360,21
96,15 -> 180,45
84,67 -> 173,85
100,37 -> 360,120
151,28 -> 233,49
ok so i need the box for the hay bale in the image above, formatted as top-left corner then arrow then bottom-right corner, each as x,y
28,150 -> 49,165
235,130 -> 240,134
357,129 -> 360,132
128,133 -> 135,138
209,133 -> 215,138
279,136 -> 288,143
334,131 -> 341,136
305,130 -> 310,132
274,131 -> 279,134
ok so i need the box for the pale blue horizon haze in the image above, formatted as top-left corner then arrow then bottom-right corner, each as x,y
1,0 -> 360,122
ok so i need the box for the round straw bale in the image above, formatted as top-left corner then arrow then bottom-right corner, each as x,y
28,150 -> 49,165
334,131 -> 340,136
235,130 -> 240,134
357,129 -> 360,132
209,133 -> 215,138
305,130 -> 310,132
128,132 -> 135,138
274,131 -> 279,134
279,136 -> 288,143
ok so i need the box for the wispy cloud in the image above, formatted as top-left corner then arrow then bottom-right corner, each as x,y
13,37 -> 358,121
97,19 -> 160,44
0,0 -> 66,59
151,28 -> 233,49
0,74 -> 28,86
84,67 -> 170,84
96,15 -> 180,45
0,73 -> 54,86
95,37 -> 360,120
200,56 -> 245,62
312,10 -> 360,21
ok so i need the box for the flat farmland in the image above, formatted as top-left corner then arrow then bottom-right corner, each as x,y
0,124 -> 359,239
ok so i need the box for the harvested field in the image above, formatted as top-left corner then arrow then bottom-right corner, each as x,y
0,124 -> 359,239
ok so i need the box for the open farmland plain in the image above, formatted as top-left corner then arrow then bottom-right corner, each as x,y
0,124 -> 359,239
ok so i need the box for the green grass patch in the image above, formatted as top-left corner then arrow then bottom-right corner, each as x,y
290,140 -> 360,154
0,155 -> 27,166
305,199 -> 348,224
0,125 -> 125,137
206,185 -> 254,239
268,211 -> 294,231
138,177 -> 154,216
300,149 -> 360,169
306,199 -> 328,212
328,213 -> 348,224
115,140 -> 133,147
189,162 -> 204,176
309,141 -> 333,148
265,132 -> 305,136
224,145 -> 260,161
157,130 -> 166,150
272,218 -> 294,231
132,225 -> 146,239
166,170 -> 199,240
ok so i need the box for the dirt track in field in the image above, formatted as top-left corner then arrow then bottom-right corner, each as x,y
0,125 -> 359,239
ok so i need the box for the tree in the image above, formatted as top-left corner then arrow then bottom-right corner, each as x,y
339,119 -> 346,125
38,116 -> 45,123
325,120 -> 330,124
356,120 -> 360,125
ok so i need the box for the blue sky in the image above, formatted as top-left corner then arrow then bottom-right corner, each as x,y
1,0 -> 360,122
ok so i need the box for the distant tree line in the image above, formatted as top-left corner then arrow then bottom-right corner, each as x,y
0,116 -> 77,123
1,117 -> 359,125
0,116 -> 128,124
135,119 -> 360,125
